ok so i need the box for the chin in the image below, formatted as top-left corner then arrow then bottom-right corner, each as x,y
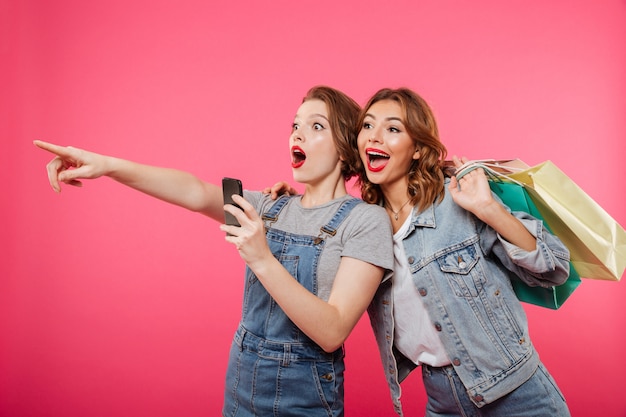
292,171 -> 307,184
365,171 -> 382,184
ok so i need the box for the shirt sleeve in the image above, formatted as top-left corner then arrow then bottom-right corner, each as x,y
340,203 -> 395,273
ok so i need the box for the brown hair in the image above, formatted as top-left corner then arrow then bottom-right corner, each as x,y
302,86 -> 361,181
356,88 -> 447,212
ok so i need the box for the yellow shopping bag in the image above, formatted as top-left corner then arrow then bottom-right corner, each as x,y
501,161 -> 625,281
452,159 -> 626,281
454,159 -> 626,281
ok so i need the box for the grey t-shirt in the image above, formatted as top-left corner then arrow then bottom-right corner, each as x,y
244,191 -> 394,301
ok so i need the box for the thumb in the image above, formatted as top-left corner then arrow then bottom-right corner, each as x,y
58,165 -> 90,185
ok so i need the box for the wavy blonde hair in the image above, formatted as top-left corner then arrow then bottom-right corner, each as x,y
356,88 -> 447,212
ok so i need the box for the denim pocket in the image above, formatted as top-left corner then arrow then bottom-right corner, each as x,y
272,359 -> 343,416
436,242 -> 485,297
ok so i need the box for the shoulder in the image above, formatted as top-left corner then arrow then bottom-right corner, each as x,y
346,199 -> 392,230
242,190 -> 277,213
351,199 -> 387,217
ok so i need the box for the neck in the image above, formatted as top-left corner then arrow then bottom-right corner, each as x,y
300,176 -> 348,208
380,182 -> 413,228
384,196 -> 412,220
380,180 -> 412,211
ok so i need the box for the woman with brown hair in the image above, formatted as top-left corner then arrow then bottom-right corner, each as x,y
358,87 -> 571,416
35,86 -> 394,417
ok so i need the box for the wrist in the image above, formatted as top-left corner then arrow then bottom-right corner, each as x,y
473,198 -> 506,223
247,254 -> 281,282
106,156 -> 134,180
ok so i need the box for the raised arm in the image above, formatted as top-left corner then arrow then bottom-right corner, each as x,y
448,156 -> 536,251
34,140 -> 225,221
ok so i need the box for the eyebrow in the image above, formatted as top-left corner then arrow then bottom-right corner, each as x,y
311,113 -> 330,121
294,113 -> 330,122
364,113 -> 403,123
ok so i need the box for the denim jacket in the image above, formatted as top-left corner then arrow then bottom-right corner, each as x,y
368,181 -> 570,415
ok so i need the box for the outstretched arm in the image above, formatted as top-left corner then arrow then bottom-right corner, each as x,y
34,140 -> 225,221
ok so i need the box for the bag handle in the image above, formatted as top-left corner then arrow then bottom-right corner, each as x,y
454,160 -> 525,187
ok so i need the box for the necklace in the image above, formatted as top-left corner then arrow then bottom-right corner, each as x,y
386,198 -> 412,221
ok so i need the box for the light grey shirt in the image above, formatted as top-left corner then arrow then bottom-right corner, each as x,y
244,191 -> 394,301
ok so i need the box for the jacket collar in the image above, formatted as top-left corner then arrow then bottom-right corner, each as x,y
409,203 -> 436,230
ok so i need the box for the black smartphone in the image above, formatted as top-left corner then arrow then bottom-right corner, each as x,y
222,177 -> 243,227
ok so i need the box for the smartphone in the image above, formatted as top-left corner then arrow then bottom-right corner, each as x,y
222,177 -> 243,227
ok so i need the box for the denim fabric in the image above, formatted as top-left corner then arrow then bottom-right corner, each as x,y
368,181 -> 571,415
223,196 -> 361,417
223,326 -> 345,417
422,363 -> 570,417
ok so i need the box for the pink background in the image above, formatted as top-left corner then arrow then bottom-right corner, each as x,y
3,1 -> 626,416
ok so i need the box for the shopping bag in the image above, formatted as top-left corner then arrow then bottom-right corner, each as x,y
454,159 -> 626,281
488,180 -> 582,309
506,161 -> 626,281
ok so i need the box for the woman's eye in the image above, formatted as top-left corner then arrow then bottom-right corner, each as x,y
363,122 -> 372,129
292,123 -> 299,131
389,126 -> 400,133
313,122 -> 324,130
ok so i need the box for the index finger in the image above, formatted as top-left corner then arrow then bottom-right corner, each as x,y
231,194 -> 259,220
33,140 -> 74,158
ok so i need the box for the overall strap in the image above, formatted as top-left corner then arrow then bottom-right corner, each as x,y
261,195 -> 362,239
320,198 -> 362,237
261,195 -> 292,223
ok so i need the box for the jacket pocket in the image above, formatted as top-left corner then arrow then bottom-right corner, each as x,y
436,240 -> 484,297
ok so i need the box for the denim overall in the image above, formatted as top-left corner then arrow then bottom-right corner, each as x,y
223,195 -> 362,417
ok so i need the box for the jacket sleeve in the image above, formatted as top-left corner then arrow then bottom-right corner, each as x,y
479,211 -> 571,288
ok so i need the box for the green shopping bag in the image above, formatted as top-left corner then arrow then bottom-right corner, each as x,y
489,180 -> 582,309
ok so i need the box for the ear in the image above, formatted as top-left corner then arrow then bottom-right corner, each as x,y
412,148 -> 421,160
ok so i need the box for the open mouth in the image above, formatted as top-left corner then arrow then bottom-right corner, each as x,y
291,146 -> 306,168
366,148 -> 390,172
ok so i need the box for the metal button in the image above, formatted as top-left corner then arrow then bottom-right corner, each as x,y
457,255 -> 466,269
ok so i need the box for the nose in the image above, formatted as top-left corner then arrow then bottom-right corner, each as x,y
367,127 -> 382,144
291,129 -> 303,143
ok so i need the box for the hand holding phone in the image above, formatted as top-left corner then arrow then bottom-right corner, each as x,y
222,177 -> 243,228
